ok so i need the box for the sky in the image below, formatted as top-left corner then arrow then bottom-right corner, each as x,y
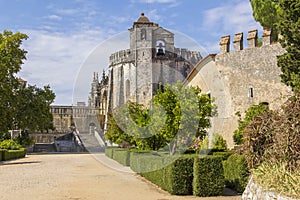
0,0 -> 262,105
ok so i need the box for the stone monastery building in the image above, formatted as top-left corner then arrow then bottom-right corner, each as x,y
52,13 -> 291,148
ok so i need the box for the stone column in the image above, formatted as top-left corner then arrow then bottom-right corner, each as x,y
262,28 -> 272,46
219,35 -> 230,54
247,29 -> 258,48
233,32 -> 243,51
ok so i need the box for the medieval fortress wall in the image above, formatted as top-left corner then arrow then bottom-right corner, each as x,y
187,29 -> 292,148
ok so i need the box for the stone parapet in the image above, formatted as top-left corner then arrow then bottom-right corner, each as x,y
219,28 -> 277,54
109,49 -> 134,66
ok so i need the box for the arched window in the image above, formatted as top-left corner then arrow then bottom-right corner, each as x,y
126,80 -> 130,98
141,29 -> 146,40
156,40 -> 165,56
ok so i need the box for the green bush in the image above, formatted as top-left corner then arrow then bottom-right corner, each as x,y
2,148 -> 26,161
140,155 -> 194,195
105,147 -> 116,159
193,156 -> 225,197
129,151 -> 154,173
223,154 -> 249,193
213,151 -> 233,160
0,139 -> 21,150
166,156 -> 194,195
0,149 -> 4,161
112,149 -> 131,166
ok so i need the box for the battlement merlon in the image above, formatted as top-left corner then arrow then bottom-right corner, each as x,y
109,49 -> 134,66
219,28 -> 276,54
174,48 -> 202,62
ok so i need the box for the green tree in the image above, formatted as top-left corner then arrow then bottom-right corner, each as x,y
0,30 -> 56,134
0,30 -> 28,133
106,82 -> 215,154
153,82 -> 214,154
276,0 -> 300,90
250,0 -> 279,30
15,84 -> 55,132
250,0 -> 300,90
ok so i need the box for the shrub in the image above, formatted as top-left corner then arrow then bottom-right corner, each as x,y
253,161 -> 300,199
139,155 -> 194,195
105,147 -> 117,159
233,103 -> 269,145
166,156 -> 194,195
2,148 -> 26,161
213,151 -> 233,160
112,149 -> 131,166
0,149 -> 4,161
193,156 -> 225,196
0,139 -> 21,150
223,154 -> 249,193
212,133 -> 227,151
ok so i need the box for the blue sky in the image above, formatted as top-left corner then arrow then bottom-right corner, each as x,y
0,0 -> 262,105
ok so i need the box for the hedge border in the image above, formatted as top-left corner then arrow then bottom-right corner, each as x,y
1,148 -> 26,161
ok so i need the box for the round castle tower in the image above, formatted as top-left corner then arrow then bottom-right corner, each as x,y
108,13 -> 202,110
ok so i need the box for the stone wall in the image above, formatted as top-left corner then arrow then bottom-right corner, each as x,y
186,29 -> 292,148
242,176 -> 297,200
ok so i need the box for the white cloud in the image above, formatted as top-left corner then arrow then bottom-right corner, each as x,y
47,15 -> 62,20
202,1 -> 262,35
19,29 -> 127,105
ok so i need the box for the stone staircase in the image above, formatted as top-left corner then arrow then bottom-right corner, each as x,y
33,143 -> 56,153
78,132 -> 105,153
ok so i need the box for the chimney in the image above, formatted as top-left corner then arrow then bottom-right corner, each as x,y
262,28 -> 272,45
219,35 -> 230,54
233,32 -> 243,51
247,29 -> 258,48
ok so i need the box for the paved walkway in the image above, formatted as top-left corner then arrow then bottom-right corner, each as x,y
0,153 -> 241,200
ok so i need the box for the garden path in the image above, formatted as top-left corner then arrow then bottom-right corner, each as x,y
0,153 -> 241,200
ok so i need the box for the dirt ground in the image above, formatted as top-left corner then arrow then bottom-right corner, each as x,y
0,153 -> 241,200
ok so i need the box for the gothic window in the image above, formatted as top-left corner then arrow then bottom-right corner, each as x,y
156,40 -> 165,56
141,29 -> 146,40
126,80 -> 130,98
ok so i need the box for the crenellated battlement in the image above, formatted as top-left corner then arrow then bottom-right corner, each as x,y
219,29 -> 274,54
109,47 -> 202,66
174,48 -> 202,63
109,49 -> 134,66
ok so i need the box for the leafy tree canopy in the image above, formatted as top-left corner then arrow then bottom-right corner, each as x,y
0,30 -> 55,135
250,0 -> 300,90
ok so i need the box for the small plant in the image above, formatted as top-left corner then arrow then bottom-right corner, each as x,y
233,103 -> 270,145
212,133 -> 227,151
253,161 -> 300,198
0,139 -> 21,150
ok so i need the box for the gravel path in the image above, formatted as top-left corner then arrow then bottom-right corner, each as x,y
0,153 -> 241,200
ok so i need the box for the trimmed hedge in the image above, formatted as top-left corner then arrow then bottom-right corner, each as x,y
112,149 -> 131,166
223,154 -> 249,193
1,148 -> 26,161
139,155 -> 194,195
193,156 -> 225,196
107,149 -> 228,196
213,151 -> 233,160
0,149 -> 4,161
105,147 -> 114,159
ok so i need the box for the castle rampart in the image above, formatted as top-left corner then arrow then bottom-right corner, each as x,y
109,49 -> 134,66
219,29 -> 274,54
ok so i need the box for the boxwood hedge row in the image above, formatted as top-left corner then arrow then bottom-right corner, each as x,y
0,148 -> 26,161
223,154 -> 249,193
193,156 -> 225,196
104,148 -> 246,196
